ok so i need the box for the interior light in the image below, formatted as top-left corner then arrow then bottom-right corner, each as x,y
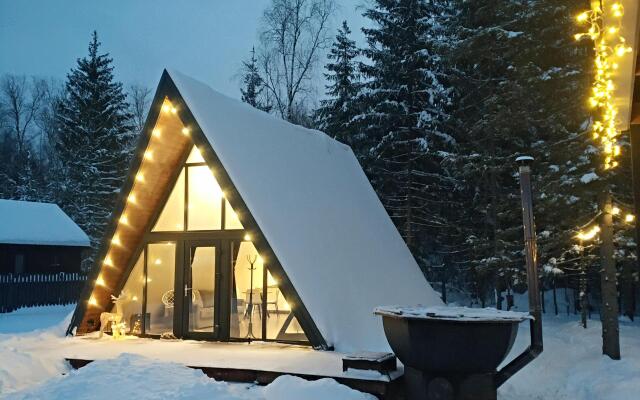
171,107 -> 177,114
244,234 -> 251,241
132,296 -> 138,301
182,127 -> 190,135
162,104 -> 171,113
154,259 -> 162,265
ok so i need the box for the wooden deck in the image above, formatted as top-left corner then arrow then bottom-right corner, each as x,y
62,336 -> 404,399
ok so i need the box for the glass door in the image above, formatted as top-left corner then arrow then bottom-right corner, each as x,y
183,240 -> 219,339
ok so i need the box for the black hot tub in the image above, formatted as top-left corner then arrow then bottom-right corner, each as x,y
375,306 -> 532,400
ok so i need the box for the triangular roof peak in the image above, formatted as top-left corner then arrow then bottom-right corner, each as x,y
69,69 -> 441,352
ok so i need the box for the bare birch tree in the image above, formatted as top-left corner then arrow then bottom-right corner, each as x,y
258,0 -> 335,123
0,75 -> 47,155
129,84 -> 151,134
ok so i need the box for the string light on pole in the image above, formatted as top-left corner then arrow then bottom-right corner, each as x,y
577,225 -> 601,241
575,1 -> 632,170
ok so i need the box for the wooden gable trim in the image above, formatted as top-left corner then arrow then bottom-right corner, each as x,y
68,73 -> 192,335
68,70 -> 329,350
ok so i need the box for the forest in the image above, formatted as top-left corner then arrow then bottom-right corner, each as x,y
0,0 -> 636,315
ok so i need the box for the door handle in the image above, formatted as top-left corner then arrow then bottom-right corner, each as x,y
184,284 -> 192,297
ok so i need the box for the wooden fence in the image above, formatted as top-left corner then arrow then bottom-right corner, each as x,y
0,273 -> 87,313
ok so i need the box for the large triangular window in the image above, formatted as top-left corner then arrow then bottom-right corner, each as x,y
152,145 -> 244,232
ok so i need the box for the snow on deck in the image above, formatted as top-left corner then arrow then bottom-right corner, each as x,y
63,334 -> 401,382
375,305 -> 532,322
0,199 -> 90,247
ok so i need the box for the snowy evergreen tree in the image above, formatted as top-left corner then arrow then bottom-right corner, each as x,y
444,0 -> 635,306
53,31 -> 133,254
354,0 -> 459,277
240,47 -> 272,112
315,21 -> 360,146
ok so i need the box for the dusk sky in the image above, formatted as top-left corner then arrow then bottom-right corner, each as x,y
0,0 -> 369,98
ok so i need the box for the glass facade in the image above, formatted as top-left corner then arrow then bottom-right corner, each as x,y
187,245 -> 216,333
119,253 -> 144,335
116,142 -> 306,343
146,242 -> 176,335
230,240 -> 307,342
153,170 -> 185,232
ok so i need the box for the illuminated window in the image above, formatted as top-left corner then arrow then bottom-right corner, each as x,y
225,200 -> 244,229
119,253 -> 144,335
152,169 -> 185,231
146,242 -> 176,335
188,165 -> 223,230
186,146 -> 205,163
229,240 -> 307,343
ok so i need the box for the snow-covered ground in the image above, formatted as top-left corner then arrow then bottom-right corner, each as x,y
1,304 -> 639,399
499,315 -> 640,400
0,305 -> 374,399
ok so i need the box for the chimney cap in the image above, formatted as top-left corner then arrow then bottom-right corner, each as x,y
516,155 -> 534,165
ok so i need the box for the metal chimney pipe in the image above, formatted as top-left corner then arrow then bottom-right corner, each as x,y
495,155 -> 543,386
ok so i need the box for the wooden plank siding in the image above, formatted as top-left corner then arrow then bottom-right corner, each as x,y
76,100 -> 192,334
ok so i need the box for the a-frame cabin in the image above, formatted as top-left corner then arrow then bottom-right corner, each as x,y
67,69 -> 441,352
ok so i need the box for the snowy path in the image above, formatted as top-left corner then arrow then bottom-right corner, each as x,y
1,305 -> 639,399
499,316 -> 640,399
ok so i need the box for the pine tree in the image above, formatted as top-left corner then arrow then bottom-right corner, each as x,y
355,0 -> 459,278
240,47 -> 271,112
447,1 -> 558,303
315,21 -> 360,147
53,31 -> 133,254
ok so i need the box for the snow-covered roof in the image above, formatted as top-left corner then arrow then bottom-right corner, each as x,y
169,70 -> 442,352
0,199 -> 90,247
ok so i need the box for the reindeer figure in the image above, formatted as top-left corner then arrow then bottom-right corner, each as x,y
99,291 -> 129,338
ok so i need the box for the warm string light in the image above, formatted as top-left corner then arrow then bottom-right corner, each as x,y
577,225 -> 601,241
575,203 -> 636,241
575,2 -> 632,170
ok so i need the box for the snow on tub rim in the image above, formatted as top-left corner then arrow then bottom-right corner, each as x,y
374,305 -> 533,322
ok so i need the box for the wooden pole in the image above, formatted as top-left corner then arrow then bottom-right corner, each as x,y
579,240 -> 588,329
600,190 -> 621,359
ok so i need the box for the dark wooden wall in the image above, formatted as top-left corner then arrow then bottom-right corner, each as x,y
0,244 -> 86,275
